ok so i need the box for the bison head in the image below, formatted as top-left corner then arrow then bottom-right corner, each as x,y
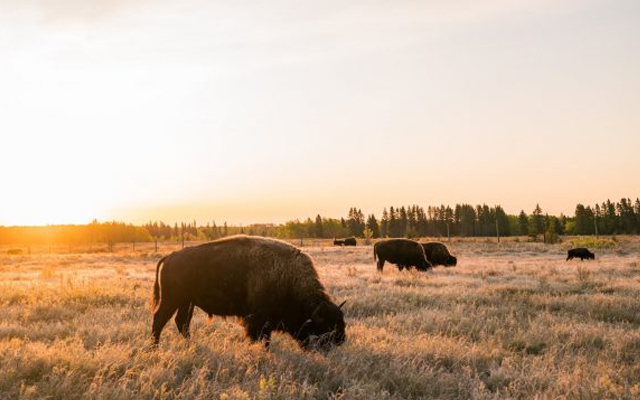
447,256 -> 458,266
302,300 -> 346,350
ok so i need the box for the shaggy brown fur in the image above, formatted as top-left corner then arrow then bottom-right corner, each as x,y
421,242 -> 457,267
152,235 -> 346,350
373,238 -> 432,272
567,247 -> 595,261
334,237 -> 357,246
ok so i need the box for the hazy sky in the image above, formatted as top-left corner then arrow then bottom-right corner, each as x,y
1,0 -> 639,226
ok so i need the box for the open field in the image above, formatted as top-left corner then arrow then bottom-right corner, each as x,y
1,237 -> 640,399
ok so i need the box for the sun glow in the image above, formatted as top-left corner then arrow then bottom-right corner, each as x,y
1,0 -> 639,226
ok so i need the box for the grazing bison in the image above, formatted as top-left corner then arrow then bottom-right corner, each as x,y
566,247 -> 595,261
152,235 -> 346,350
421,242 -> 457,267
373,238 -> 432,272
334,237 -> 357,246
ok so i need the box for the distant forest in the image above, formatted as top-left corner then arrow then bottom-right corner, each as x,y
1,198 -> 639,246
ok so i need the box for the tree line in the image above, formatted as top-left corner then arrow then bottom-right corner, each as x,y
1,198 -> 639,246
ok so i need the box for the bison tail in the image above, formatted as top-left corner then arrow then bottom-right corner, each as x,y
152,256 -> 166,312
373,246 -> 377,261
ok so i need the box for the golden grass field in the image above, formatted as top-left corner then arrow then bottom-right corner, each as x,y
1,237 -> 640,400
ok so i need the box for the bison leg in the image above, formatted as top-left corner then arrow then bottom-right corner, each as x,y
152,301 -> 179,346
175,302 -> 195,339
244,316 -> 273,348
376,259 -> 385,272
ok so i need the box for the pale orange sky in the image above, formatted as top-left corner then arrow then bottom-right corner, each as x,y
1,0 -> 639,226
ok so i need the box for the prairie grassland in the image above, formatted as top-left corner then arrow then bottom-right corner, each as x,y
1,238 -> 640,400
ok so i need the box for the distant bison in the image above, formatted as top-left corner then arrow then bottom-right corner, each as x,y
334,237 -> 357,246
566,247 -> 595,261
373,238 -> 432,272
152,235 -> 346,350
421,242 -> 457,267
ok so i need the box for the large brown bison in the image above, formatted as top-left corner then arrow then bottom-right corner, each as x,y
334,237 -> 357,246
421,242 -> 457,267
152,235 -> 346,350
566,247 -> 595,261
373,238 -> 432,272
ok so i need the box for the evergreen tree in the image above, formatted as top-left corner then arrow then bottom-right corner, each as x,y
585,206 -> 596,235
518,210 -> 528,236
398,206 -> 408,237
576,205 -> 595,235
458,204 -> 476,236
304,217 -> 314,238
388,206 -> 400,237
347,208 -> 357,237
314,214 -> 324,238
554,216 -> 565,235
417,206 -> 428,237
618,198 -> 635,234
356,208 -> 365,237
495,206 -> 510,236
528,204 -> 543,241
347,208 -> 365,237
574,204 -> 586,234
366,214 -> 380,238
444,206 -> 454,238
407,206 -> 418,237
545,216 -> 560,244
380,208 -> 389,238
605,200 -> 618,234
453,205 -> 462,236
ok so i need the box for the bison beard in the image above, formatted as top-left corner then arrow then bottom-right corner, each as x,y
151,235 -> 346,350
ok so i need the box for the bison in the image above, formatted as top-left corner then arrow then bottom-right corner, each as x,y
334,237 -> 357,246
566,247 -> 595,261
421,242 -> 457,267
152,235 -> 346,350
373,238 -> 432,272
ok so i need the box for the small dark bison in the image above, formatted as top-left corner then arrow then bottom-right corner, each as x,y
152,235 -> 346,350
334,237 -> 357,246
566,247 -> 595,261
373,238 -> 432,272
421,242 -> 457,267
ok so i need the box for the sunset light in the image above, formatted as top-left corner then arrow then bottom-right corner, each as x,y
1,0 -> 638,227
1,2 -> 640,399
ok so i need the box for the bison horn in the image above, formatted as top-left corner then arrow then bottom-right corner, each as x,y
338,300 -> 346,309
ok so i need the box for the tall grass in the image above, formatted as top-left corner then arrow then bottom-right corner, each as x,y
1,240 -> 640,399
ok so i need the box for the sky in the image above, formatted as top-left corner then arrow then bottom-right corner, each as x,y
1,0 -> 639,226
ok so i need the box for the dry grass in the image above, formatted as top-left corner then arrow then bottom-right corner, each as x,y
1,238 -> 640,399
